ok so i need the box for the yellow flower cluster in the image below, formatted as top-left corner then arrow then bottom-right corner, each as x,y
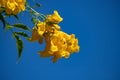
29,10 -> 80,62
0,0 -> 26,15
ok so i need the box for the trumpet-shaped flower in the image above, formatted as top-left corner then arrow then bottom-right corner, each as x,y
37,21 -> 46,36
45,10 -> 63,24
28,27 -> 43,44
29,10 -> 80,62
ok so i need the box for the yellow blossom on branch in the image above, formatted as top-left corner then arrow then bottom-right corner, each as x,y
0,0 -> 26,15
29,10 -> 80,63
45,10 -> 63,24
0,0 -> 80,63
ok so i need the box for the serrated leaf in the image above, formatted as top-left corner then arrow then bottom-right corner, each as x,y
12,23 -> 30,31
0,13 -> 6,28
15,32 -> 30,38
14,35 -> 23,60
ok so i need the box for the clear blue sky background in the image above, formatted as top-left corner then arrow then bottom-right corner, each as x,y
0,0 -> 120,80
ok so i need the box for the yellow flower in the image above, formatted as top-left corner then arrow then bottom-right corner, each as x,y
28,28 -> 39,41
54,24 -> 61,30
51,31 -> 80,62
0,0 -> 26,15
66,34 -> 80,53
37,21 -> 46,36
39,38 -> 52,57
15,0 -> 26,3
61,51 -> 70,58
52,51 -> 62,63
51,51 -> 70,63
45,10 -> 63,24
50,41 -> 58,52
0,0 -> 6,7
29,10 -> 80,63
28,27 -> 43,44
6,0 -> 17,11
12,6 -> 21,15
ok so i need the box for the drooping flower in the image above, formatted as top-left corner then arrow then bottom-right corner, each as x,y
28,21 -> 45,44
29,10 -> 80,62
50,31 -> 80,62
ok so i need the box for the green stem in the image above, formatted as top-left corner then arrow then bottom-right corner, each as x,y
26,3 -> 46,21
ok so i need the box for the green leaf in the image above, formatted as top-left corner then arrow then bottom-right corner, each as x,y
0,13 -> 6,28
12,23 -> 30,31
15,32 -> 30,38
5,23 -> 13,31
14,35 -> 23,60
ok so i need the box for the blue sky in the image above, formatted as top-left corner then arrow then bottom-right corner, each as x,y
0,0 -> 120,80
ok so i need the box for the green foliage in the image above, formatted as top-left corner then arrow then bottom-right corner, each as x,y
5,23 -> 12,31
12,23 -> 30,31
5,22 -> 30,62
14,32 -> 30,38
14,34 -> 23,60
0,2 -> 50,63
